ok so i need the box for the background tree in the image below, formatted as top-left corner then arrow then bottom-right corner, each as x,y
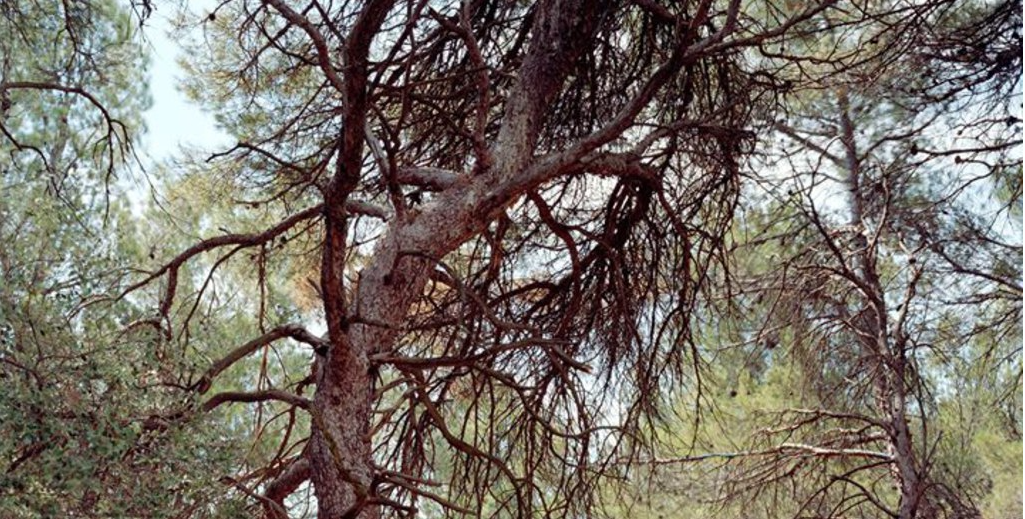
614,2 -> 1021,518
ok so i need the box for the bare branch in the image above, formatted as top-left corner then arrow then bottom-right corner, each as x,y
195,325 -> 327,393
202,390 -> 312,412
395,166 -> 461,191
120,204 -> 323,317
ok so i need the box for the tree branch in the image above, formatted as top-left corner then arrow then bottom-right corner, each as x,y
263,457 -> 312,518
120,204 -> 323,318
395,166 -> 461,191
261,0 -> 346,94
202,389 -> 312,412
195,325 -> 327,393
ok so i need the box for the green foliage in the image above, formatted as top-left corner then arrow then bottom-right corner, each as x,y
0,1 -> 257,517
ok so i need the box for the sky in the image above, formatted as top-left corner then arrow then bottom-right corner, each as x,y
138,5 -> 227,165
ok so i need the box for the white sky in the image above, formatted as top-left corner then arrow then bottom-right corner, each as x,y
138,5 -> 228,164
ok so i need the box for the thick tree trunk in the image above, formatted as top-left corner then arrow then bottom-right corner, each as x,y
306,1 -> 398,515
309,341 -> 376,518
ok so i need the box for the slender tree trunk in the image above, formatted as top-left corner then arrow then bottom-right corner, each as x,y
837,89 -> 923,519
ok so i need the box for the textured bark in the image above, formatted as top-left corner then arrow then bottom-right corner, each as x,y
263,458 -> 312,519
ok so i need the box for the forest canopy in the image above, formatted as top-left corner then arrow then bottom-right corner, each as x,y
0,0 -> 1021,518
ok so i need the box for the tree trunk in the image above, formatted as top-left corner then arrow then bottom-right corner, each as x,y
837,89 -> 924,519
